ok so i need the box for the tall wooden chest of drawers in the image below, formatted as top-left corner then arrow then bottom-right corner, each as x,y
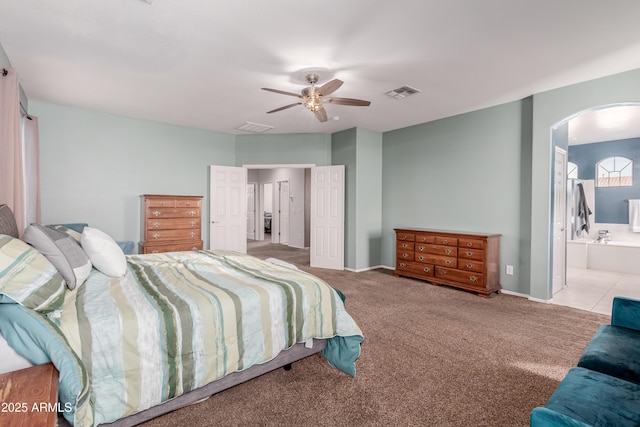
394,228 -> 501,297
139,194 -> 203,254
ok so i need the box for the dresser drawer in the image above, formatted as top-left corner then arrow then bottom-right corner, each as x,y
416,244 -> 457,257
175,199 -> 201,208
146,198 -> 178,208
146,218 -> 201,230
415,234 -> 435,244
435,267 -> 485,286
397,250 -> 414,261
435,236 -> 457,246
396,260 -> 434,277
145,228 -> 201,241
146,207 -> 200,219
396,241 -> 415,251
459,259 -> 484,273
459,238 -> 485,250
415,253 -> 457,268
458,248 -> 484,261
141,241 -> 203,254
396,232 -> 415,242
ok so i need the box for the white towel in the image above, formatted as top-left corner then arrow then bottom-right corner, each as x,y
629,199 -> 640,232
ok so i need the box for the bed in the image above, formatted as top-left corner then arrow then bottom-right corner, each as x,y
0,206 -> 363,427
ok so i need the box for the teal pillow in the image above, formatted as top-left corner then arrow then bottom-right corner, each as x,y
0,235 -> 66,312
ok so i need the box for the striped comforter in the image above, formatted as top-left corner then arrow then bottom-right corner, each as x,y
56,250 -> 362,426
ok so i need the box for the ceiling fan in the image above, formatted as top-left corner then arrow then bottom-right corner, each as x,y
262,73 -> 371,122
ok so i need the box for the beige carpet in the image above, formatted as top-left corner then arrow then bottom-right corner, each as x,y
141,243 -> 609,427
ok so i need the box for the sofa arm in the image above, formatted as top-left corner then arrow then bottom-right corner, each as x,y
530,407 -> 591,427
611,296 -> 640,331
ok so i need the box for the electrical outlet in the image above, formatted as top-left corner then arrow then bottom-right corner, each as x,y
506,265 -> 514,275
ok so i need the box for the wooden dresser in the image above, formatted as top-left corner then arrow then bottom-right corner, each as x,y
394,228 -> 501,297
139,194 -> 203,254
0,363 -> 59,427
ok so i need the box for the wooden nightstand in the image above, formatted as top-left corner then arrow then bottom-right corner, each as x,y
0,363 -> 59,427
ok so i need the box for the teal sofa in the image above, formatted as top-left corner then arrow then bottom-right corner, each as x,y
531,296 -> 640,426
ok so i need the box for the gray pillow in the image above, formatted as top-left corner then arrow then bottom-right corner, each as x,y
23,224 -> 92,290
0,204 -> 19,238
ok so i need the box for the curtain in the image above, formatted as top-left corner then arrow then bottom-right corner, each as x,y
0,68 -> 25,236
23,115 -> 40,225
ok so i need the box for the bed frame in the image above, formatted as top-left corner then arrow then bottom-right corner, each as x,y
58,339 -> 327,427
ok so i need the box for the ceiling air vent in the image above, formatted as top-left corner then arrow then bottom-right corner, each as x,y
235,122 -> 274,133
385,85 -> 421,100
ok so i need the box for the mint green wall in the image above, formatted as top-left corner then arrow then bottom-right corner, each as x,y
382,101 -> 530,293
235,133 -> 332,166
331,129 -> 357,268
354,128 -> 383,269
530,68 -> 640,300
331,128 -> 383,271
29,101 -> 235,247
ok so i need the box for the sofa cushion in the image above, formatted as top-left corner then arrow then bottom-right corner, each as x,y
577,324 -> 640,385
537,367 -> 640,426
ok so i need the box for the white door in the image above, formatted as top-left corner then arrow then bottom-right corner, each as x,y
310,165 -> 344,270
209,165 -> 247,253
278,180 -> 290,244
247,183 -> 256,240
552,147 -> 567,295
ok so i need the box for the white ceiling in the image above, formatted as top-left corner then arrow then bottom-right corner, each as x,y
2,0 -> 640,137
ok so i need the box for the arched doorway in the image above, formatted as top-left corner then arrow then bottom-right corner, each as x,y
550,103 -> 640,312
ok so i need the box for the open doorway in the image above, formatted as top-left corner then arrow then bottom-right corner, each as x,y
246,166 -> 310,249
550,103 -> 640,313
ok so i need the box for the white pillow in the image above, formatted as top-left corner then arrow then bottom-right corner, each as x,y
80,227 -> 127,277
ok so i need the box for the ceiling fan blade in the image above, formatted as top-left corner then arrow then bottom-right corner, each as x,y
267,103 -> 302,113
262,88 -> 302,98
317,79 -> 343,96
314,107 -> 328,122
325,97 -> 371,107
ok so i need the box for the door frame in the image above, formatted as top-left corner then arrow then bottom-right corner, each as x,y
552,147 -> 568,295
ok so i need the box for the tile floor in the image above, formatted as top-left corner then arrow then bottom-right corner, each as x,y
553,267 -> 640,315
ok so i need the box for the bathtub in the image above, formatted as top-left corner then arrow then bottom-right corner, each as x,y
567,240 -> 640,274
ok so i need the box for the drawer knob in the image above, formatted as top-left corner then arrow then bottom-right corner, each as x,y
466,251 -> 473,256
445,260 -> 452,266
189,232 -> 196,237
442,239 -> 449,244
402,243 -> 408,248
466,263 -> 474,269
418,246 -> 424,251
153,222 -> 161,228
424,267 -> 430,272
418,256 -> 424,261
400,262 -> 406,268
439,268 -> 446,274
467,242 -> 473,247
151,250 -> 159,254
469,276 -> 478,282
153,233 -> 161,239
191,246 -> 198,250
190,221 -> 196,226
189,211 -> 197,216
402,253 -> 409,258
445,249 -> 452,255
152,210 -> 161,216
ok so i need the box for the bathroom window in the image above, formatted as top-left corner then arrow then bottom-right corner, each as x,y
567,162 -> 578,179
596,156 -> 633,187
